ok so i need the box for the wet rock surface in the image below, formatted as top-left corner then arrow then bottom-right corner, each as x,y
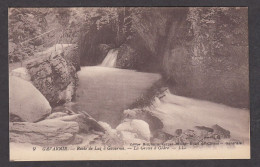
211,124 -> 231,139
26,45 -> 79,106
152,125 -> 237,146
116,119 -> 151,141
123,109 -> 163,131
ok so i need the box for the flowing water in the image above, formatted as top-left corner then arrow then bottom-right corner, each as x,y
100,49 -> 118,67
149,90 -> 250,141
69,49 -> 161,127
69,49 -> 249,140
72,66 -> 161,127
10,45 -> 249,141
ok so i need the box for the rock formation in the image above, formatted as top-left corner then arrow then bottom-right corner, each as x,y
10,67 -> 31,81
10,119 -> 81,146
9,76 -> 51,122
47,111 -> 105,133
26,45 -> 79,106
116,119 -> 151,141
123,109 -> 163,131
212,124 -> 231,139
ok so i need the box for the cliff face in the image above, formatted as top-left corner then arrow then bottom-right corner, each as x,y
116,8 -> 173,72
79,7 -> 248,108
162,8 -> 248,108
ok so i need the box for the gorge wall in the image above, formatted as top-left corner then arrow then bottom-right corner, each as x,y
79,7 -> 248,108
26,45 -> 80,107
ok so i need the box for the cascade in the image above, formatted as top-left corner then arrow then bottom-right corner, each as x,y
100,49 -> 118,67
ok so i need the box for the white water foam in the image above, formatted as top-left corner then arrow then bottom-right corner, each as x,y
100,49 -> 118,67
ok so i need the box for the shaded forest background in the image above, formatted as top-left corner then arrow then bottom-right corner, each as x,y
8,7 -> 248,108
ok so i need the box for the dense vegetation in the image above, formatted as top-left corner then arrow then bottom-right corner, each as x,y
8,7 -> 248,108
8,8 -> 79,62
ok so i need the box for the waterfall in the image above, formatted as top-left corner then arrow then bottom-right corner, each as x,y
100,49 -> 118,67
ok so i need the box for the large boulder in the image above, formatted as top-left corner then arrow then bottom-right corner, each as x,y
98,121 -> 147,145
116,119 -> 151,141
9,119 -> 81,146
9,76 -> 51,122
26,45 -> 79,106
123,109 -> 163,131
211,124 -> 231,139
119,131 -> 147,144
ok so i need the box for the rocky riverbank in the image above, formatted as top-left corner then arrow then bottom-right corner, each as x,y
9,44 -> 248,148
118,88 -> 249,146
9,44 -> 161,147
10,72 -> 249,147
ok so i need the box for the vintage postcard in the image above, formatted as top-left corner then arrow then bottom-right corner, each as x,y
9,7 -> 250,161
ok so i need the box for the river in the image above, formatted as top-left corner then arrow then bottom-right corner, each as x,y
72,66 -> 161,127
69,49 -> 249,141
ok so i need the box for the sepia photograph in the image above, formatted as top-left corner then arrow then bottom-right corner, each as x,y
8,7 -> 250,160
